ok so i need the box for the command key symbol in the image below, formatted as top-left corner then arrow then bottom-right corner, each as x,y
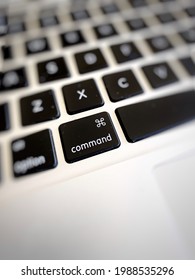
95,118 -> 106,128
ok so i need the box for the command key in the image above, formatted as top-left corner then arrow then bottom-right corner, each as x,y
59,112 -> 120,163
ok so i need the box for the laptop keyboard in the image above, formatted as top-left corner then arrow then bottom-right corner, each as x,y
0,0 -> 195,186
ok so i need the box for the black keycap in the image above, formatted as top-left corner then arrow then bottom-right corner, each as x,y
60,30 -> 85,47
12,129 -> 57,177
111,42 -> 142,64
94,23 -> 117,39
0,68 -> 28,91
101,3 -> 119,14
40,15 -> 58,28
20,90 -> 60,126
62,79 -> 104,114
2,45 -> 12,60
142,62 -> 178,89
59,112 -> 120,163
103,70 -> 143,102
156,12 -> 175,23
180,57 -> 195,76
26,37 -> 50,55
71,10 -> 90,21
0,103 -> 10,132
75,48 -> 107,74
159,0 -> 175,2
180,28 -> 195,44
146,35 -> 173,52
116,90 -> 195,143
126,18 -> 147,31
0,14 -> 7,36
128,0 -> 147,7
37,57 -> 70,83
185,6 -> 195,17
8,21 -> 26,34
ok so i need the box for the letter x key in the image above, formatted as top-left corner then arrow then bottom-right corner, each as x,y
62,79 -> 104,114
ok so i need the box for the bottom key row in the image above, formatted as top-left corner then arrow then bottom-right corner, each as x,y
11,112 -> 120,177
10,90 -> 195,178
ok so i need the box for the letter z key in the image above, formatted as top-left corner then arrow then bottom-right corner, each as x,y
59,112 -> 120,163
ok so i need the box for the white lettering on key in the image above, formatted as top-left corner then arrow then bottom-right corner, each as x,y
12,140 -> 26,152
98,25 -> 113,36
65,32 -> 79,44
71,133 -> 112,153
120,44 -> 132,57
84,53 -> 97,65
14,156 -> 46,174
153,66 -> 168,79
118,77 -> 129,88
2,71 -> 19,88
77,89 -> 87,100
28,39 -> 46,52
151,37 -> 169,49
31,99 -> 44,113
95,118 -> 106,128
45,61 -> 59,75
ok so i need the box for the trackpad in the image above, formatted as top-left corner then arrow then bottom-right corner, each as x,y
154,151 -> 195,253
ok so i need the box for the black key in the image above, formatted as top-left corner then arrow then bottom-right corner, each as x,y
20,90 -> 60,126
116,90 -> 195,143
60,30 -> 85,47
37,57 -> 70,83
0,68 -> 28,92
180,28 -> 195,44
2,45 -> 12,60
128,0 -> 147,7
8,21 -> 26,34
59,112 -> 120,163
101,3 -> 119,14
159,0 -> 175,2
62,79 -> 104,114
103,70 -> 143,102
111,42 -> 142,64
185,6 -> 195,17
146,35 -> 173,52
94,23 -> 117,39
156,12 -> 175,23
142,62 -> 178,89
180,57 -> 195,76
71,10 -> 90,21
0,103 -> 10,132
12,129 -> 57,177
126,18 -> 147,31
0,14 -> 7,36
75,48 -> 108,74
26,37 -> 50,55
40,15 -> 58,28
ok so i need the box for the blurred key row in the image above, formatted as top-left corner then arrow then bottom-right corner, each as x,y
1,30 -> 195,92
1,21 -> 195,61
1,1 -> 194,37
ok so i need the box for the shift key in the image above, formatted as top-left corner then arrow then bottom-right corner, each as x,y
59,112 -> 120,163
